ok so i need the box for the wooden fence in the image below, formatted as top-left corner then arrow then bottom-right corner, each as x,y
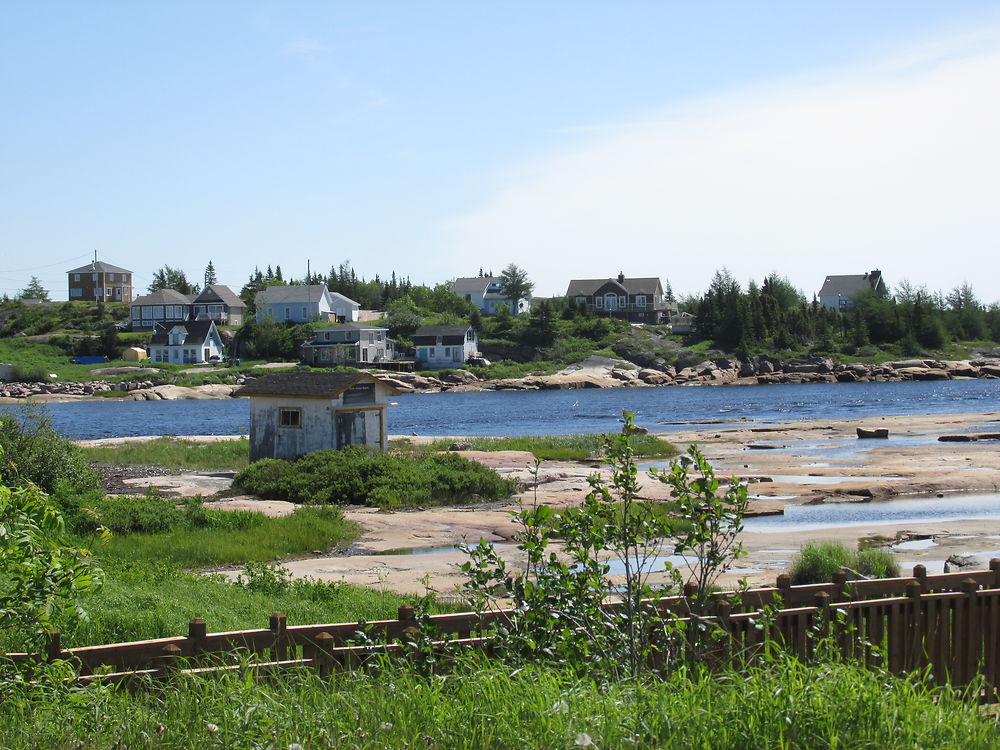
7,561 -> 1000,689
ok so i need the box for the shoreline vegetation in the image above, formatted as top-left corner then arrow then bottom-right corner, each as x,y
2,352 -> 1000,403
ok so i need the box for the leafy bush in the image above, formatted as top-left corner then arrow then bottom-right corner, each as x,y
789,541 -> 900,584
0,406 -> 99,493
233,446 -> 518,508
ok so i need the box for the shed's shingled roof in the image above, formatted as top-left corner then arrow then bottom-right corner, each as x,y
237,372 -> 399,397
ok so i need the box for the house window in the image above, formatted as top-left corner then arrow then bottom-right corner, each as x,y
324,333 -> 331,341
279,408 -> 302,428
595,297 -> 604,308
618,296 -> 626,307
466,329 -> 474,341
284,307 -> 291,320
108,273 -> 115,281
92,274 -> 98,281
636,295 -> 646,307
70,288 -> 82,298
73,274 -> 80,281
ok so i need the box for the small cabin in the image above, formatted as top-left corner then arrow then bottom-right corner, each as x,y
238,372 -> 399,462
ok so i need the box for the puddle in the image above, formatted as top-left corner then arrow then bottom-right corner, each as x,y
353,544 -> 465,556
742,492 -> 1000,533
762,474 -> 908,485
892,538 -> 938,551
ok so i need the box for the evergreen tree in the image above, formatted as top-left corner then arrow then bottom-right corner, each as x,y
204,260 -> 217,288
18,277 -> 49,301
148,266 -> 198,295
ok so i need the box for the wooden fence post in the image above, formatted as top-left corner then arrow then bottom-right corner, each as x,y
187,618 -> 207,657
270,613 -> 288,662
904,580 -> 923,673
775,573 -> 791,605
159,644 -> 183,674
398,604 -> 419,641
990,559 -> 1000,588
313,632 -> 335,677
831,571 -> 848,602
45,630 -> 62,662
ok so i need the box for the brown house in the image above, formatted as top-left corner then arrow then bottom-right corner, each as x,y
67,261 -> 134,303
565,273 -> 675,323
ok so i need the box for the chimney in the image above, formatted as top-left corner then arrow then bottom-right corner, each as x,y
617,272 -> 625,284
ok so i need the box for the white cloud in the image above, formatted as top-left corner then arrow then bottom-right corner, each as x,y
442,27 -> 1000,303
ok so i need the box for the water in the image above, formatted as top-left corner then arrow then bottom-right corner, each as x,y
2,378 -> 998,440
742,492 -> 1000,533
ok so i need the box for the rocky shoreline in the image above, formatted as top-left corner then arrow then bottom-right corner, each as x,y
1,354 -> 998,402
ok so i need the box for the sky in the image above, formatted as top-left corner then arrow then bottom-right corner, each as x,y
2,1 -> 1000,304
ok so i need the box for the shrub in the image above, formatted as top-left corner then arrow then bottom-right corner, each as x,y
0,406 -> 99,493
789,541 -> 900,584
233,446 -> 518,507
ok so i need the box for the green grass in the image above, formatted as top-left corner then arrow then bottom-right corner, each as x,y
81,505 -> 359,569
423,433 -> 677,461
2,656 -> 997,748
789,541 -> 901,584
80,436 -> 250,471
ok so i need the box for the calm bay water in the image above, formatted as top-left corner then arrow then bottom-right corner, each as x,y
2,379 -> 998,440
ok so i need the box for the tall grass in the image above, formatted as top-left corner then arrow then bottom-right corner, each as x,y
790,541 -> 901,584
80,505 -> 358,569
424,433 -> 677,461
80,436 -> 250,471
2,656 -> 996,748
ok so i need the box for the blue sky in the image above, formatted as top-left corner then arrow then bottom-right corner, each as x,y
2,1 -> 999,303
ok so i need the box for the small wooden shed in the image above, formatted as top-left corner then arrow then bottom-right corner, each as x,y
238,372 -> 399,462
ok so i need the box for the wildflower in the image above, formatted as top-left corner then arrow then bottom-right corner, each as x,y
575,733 -> 595,747
381,722 -> 393,731
206,723 -> 219,733
552,700 -> 570,714
289,744 -> 304,750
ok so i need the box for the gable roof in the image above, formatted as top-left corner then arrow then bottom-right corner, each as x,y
818,271 -> 884,299
328,291 -> 360,307
68,260 -> 132,275
149,319 -> 217,346
255,284 -> 333,305
194,284 -> 245,308
413,325 -> 474,338
131,289 -> 194,306
314,322 -> 387,333
566,277 -> 663,297
451,276 -> 500,295
237,371 -> 399,398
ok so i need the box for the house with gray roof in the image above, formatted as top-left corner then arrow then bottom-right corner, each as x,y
129,288 -> 195,330
239,372 -> 399,460
450,276 -> 532,316
412,324 -> 479,368
817,270 -> 885,311
255,285 -> 359,324
130,284 -> 245,329
565,273 -> 674,324
191,284 -> 246,326
300,322 -> 396,367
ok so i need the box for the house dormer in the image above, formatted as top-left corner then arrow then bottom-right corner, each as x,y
168,326 -> 188,346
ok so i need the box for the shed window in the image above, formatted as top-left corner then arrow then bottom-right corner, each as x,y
279,408 -> 302,428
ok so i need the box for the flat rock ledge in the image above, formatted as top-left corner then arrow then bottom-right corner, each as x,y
2,356 -> 997,400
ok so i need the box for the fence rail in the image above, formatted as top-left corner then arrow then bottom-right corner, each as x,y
7,562 -> 1000,688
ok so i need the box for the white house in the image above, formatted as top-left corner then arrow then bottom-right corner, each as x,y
239,372 -> 399,461
411,325 -> 479,368
255,285 -> 360,323
148,320 -> 225,364
450,276 -> 531,316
